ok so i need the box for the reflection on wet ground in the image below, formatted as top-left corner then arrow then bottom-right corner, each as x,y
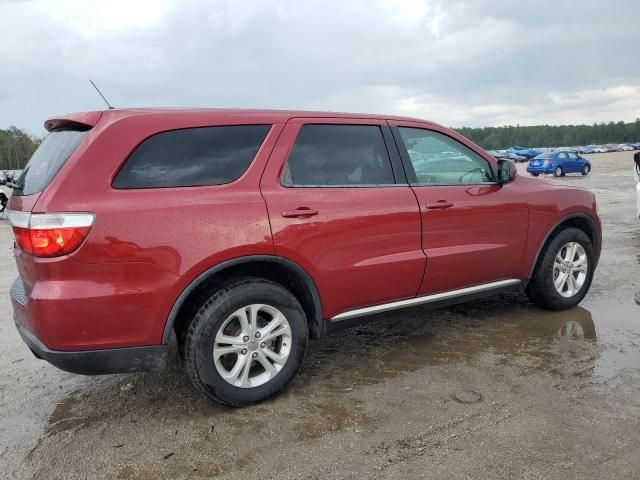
44,293 -> 637,435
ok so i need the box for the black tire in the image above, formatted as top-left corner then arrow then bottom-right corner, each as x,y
553,166 -> 563,177
582,164 -> 590,175
184,278 -> 308,406
526,228 -> 595,310
532,173 -> 539,177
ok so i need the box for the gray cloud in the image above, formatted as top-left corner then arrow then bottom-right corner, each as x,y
1,0 -> 639,134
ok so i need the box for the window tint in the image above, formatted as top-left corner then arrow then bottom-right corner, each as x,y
113,125 -> 270,189
568,152 -> 578,159
558,152 -> 568,159
282,124 -> 395,186
14,129 -> 87,196
398,128 -> 494,185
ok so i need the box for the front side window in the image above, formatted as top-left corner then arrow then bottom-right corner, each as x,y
398,127 -> 494,185
282,124 -> 395,186
113,125 -> 271,189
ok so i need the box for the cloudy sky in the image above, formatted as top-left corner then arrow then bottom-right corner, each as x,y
1,0 -> 640,135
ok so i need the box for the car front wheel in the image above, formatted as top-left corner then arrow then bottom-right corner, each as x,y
526,227 -> 595,310
582,164 -> 590,175
184,279 -> 308,406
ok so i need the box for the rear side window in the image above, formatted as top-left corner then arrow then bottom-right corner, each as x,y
14,129 -> 87,196
282,124 -> 395,186
113,125 -> 271,189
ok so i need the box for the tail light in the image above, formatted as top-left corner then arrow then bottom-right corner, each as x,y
7,211 -> 94,258
543,160 -> 552,166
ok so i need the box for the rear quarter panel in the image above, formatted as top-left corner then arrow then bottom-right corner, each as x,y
29,113 -> 282,346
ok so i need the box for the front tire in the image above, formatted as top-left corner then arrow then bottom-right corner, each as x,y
531,173 -> 539,177
526,228 -> 595,310
184,279 -> 308,406
582,164 -> 590,175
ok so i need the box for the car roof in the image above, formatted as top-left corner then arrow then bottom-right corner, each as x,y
45,108 -> 445,132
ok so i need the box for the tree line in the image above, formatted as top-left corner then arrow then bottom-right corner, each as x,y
455,119 -> 640,150
2,119 -> 640,171
0,127 -> 41,170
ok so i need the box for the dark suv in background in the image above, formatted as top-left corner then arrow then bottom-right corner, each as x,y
8,109 -> 601,406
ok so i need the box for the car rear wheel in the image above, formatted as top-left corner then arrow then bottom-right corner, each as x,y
553,166 -> 563,177
582,164 -> 590,175
184,278 -> 308,406
526,227 -> 595,310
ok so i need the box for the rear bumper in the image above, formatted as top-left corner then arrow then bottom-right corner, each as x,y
14,320 -> 167,375
527,166 -> 553,174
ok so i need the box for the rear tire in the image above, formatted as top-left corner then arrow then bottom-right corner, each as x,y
553,166 -> 563,177
184,278 -> 308,406
526,228 -> 595,310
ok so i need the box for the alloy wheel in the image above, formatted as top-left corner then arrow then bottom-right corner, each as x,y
213,304 -> 292,388
553,242 -> 588,298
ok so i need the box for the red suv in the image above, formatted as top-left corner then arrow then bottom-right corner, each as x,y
8,109 -> 601,406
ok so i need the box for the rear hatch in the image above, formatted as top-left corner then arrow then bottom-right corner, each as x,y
7,112 -> 102,302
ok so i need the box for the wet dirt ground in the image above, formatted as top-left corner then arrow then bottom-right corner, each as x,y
1,152 -> 639,479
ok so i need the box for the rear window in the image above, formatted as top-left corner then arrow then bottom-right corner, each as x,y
113,125 -> 270,189
533,153 -> 552,160
13,129 -> 87,196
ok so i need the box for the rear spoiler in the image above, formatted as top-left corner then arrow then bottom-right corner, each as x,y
44,111 -> 104,132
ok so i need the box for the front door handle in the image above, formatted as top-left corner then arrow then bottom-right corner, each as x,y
426,201 -> 454,210
282,207 -> 319,218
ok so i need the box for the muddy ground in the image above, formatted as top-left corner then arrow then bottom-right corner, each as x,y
1,152 -> 639,479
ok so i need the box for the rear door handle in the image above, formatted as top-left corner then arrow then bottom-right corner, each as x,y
426,201 -> 454,210
281,207 -> 319,218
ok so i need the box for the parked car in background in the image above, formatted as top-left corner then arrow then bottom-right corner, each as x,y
586,146 -> 608,154
489,150 -> 527,162
506,146 -> 542,159
527,150 -> 591,177
617,144 -> 633,152
631,143 -> 640,150
8,108 -> 602,406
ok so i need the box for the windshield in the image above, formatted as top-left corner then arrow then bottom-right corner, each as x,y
13,129 -> 87,196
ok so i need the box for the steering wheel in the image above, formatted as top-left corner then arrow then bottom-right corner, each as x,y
458,167 -> 485,183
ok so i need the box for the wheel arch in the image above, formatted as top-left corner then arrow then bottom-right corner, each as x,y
163,255 -> 324,345
527,213 -> 601,280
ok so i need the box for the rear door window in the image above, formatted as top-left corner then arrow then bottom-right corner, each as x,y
13,129 -> 87,196
113,125 -> 271,189
281,124 -> 395,186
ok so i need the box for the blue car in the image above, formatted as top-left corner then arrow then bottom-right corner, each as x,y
506,146 -> 542,159
527,151 -> 591,177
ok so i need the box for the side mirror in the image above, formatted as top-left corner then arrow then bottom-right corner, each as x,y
497,158 -> 517,183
